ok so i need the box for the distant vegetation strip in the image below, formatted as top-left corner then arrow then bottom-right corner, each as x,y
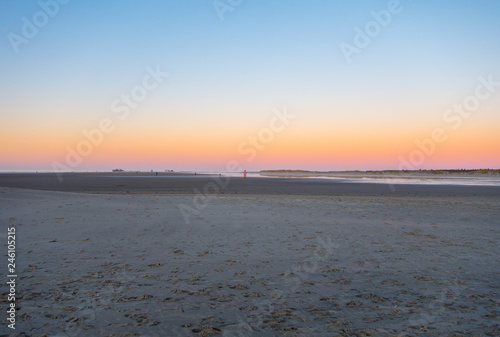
261,169 -> 500,174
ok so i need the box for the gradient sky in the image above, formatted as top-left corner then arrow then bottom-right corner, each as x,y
1,0 -> 499,172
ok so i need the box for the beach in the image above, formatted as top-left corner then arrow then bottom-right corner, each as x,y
1,172 -> 500,196
3,0 -> 499,335
0,174 -> 499,336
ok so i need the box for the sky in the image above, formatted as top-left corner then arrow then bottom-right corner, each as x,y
1,0 -> 499,172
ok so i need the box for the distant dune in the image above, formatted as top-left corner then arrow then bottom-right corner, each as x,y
261,169 -> 500,175
260,169 -> 500,179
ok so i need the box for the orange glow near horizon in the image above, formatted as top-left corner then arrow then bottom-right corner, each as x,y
2,115 -> 499,171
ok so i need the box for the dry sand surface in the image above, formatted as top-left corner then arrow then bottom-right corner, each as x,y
0,186 -> 499,336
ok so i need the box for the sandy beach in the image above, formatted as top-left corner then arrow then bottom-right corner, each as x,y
3,0 -> 499,335
1,175 -> 499,336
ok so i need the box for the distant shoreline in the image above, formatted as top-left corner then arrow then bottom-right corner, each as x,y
1,168 -> 499,176
260,169 -> 500,175
259,169 -> 500,180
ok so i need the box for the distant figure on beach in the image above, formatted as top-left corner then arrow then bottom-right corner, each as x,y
244,170 -> 247,180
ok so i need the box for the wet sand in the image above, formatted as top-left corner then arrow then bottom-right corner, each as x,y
1,172 -> 499,197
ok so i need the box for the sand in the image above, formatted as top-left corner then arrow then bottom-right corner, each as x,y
1,172 -> 500,197
0,178 -> 499,336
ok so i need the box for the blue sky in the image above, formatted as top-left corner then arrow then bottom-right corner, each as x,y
1,0 -> 499,171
